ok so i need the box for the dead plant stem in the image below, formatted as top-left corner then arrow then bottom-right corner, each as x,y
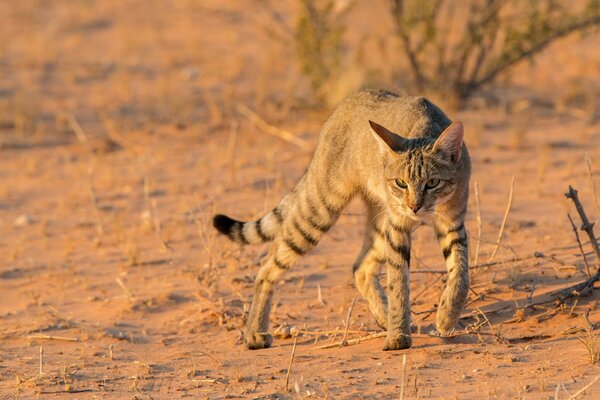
489,175 -> 515,262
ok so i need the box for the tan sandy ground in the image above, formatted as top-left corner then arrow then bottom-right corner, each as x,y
1,1 -> 600,399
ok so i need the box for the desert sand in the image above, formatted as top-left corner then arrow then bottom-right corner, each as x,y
1,1 -> 600,399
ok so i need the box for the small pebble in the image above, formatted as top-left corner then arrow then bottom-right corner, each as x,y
14,214 -> 33,227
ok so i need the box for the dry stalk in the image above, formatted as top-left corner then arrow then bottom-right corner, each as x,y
474,181 -> 482,266
559,186 -> 600,299
488,176 -> 515,262
227,120 -> 239,181
87,174 -> 105,238
585,153 -> 600,217
400,354 -> 407,400
66,113 -> 91,150
150,196 -> 169,251
284,336 -> 298,392
116,277 -> 136,302
565,186 -> 600,264
577,331 -> 600,365
182,195 -> 216,266
567,214 -> 592,279
412,273 -> 444,303
235,103 -> 311,151
39,346 -> 44,376
317,283 -> 325,305
339,297 -> 356,348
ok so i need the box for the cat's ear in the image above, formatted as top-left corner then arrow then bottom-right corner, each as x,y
369,120 -> 407,154
433,121 -> 464,162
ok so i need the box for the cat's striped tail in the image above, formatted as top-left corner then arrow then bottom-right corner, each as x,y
212,207 -> 283,245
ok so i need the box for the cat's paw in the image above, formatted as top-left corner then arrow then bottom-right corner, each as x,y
435,314 -> 458,336
382,333 -> 411,351
245,331 -> 273,350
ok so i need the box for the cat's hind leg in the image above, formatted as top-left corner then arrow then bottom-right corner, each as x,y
245,178 -> 349,349
353,203 -> 388,329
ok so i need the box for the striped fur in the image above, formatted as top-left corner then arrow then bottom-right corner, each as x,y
213,207 -> 282,245
213,90 -> 471,350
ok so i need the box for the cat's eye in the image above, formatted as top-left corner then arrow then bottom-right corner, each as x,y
395,179 -> 408,189
426,178 -> 440,189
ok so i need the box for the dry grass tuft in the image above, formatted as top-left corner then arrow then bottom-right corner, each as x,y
578,331 -> 600,365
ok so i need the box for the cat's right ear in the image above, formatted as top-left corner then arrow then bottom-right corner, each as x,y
369,120 -> 407,155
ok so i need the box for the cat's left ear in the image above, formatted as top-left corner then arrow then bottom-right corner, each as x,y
433,121 -> 464,163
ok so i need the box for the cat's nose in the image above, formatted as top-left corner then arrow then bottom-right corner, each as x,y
408,204 -> 421,213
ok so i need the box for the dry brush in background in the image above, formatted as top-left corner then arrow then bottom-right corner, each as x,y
265,0 -> 600,109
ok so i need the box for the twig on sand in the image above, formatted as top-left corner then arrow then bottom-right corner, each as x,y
339,297 -> 356,348
471,251 -> 575,271
235,103 -> 311,151
316,332 -> 387,349
567,375 -> 600,400
39,389 -> 95,394
412,273 -> 444,303
559,186 -> 600,299
284,336 -> 298,392
295,328 -> 372,336
315,330 -> 550,350
411,269 -> 446,274
28,334 -> 80,342
472,254 -> 535,269
488,176 -> 515,262
567,213 -> 592,279
566,186 -> 600,264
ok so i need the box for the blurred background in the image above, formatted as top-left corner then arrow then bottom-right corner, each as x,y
1,0 -> 599,149
2,1 -> 600,397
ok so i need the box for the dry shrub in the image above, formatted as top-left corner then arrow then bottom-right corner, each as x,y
388,0 -> 600,107
262,0 -> 357,108
294,0 -> 357,107
267,0 -> 600,109
578,330 -> 600,365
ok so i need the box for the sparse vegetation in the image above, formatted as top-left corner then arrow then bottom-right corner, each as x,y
2,1 -> 600,398
294,0 -> 349,105
388,0 -> 600,106
578,331 -> 600,365
267,0 -> 600,108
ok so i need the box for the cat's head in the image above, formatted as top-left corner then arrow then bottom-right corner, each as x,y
369,120 -> 464,220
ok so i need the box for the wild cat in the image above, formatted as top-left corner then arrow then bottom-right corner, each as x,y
213,90 -> 470,350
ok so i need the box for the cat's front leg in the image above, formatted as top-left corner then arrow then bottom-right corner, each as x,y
434,220 -> 469,335
382,218 -> 412,350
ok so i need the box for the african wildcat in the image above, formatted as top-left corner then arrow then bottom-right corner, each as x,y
213,90 -> 470,350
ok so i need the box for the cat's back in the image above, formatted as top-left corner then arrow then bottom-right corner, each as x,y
332,89 -> 452,139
